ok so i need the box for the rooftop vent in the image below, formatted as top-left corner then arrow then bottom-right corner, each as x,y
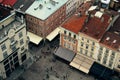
39,4 -> 43,9
50,0 -> 59,6
113,40 -> 117,43
95,11 -> 103,18
47,6 -> 51,10
106,37 -> 110,40
101,17 -> 104,22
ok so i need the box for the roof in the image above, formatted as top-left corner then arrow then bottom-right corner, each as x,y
100,32 -> 120,51
0,5 -> 11,20
109,16 -> 120,35
81,11 -> 110,40
62,15 -> 87,34
54,47 -> 75,62
25,0 -> 67,20
101,0 -> 110,4
13,0 -> 35,12
0,0 -> 17,7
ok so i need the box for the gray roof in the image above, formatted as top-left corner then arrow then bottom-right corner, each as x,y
25,0 -> 67,20
13,0 -> 35,12
54,47 -> 75,62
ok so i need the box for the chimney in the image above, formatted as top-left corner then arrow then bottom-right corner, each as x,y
101,17 -> 104,22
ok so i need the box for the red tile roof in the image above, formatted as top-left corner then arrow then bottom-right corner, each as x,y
62,15 -> 87,34
1,0 -> 17,7
100,32 -> 120,51
0,0 -> 3,3
81,12 -> 110,41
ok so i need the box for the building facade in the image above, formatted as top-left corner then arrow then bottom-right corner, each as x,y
66,0 -> 84,17
0,7 -> 29,79
57,2 -> 120,73
25,0 -> 67,44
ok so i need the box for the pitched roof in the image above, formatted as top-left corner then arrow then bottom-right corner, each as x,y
1,0 -> 17,7
100,32 -> 120,51
62,15 -> 87,34
13,0 -> 35,12
81,11 -> 110,41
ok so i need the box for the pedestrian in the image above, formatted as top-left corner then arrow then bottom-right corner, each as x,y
50,66 -> 53,71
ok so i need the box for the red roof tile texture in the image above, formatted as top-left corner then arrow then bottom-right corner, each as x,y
100,32 -> 120,51
62,15 -> 87,34
1,0 -> 17,6
81,12 -> 110,40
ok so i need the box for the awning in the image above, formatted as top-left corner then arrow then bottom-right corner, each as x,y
54,47 -> 75,62
27,32 -> 43,45
46,27 -> 60,41
89,62 -> 114,80
70,54 -> 94,74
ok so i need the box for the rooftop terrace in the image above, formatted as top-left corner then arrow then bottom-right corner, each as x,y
26,0 -> 67,20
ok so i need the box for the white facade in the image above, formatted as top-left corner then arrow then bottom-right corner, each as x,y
0,12 -> 29,79
78,33 -> 99,60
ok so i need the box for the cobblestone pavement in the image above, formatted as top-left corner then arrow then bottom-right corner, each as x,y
14,43 -> 96,80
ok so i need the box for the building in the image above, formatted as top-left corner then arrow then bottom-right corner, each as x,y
55,0 -> 120,74
109,0 -> 120,11
25,0 -> 67,45
100,0 -> 111,8
0,0 -> 17,8
66,0 -> 84,17
13,0 -> 35,14
0,6 -> 29,79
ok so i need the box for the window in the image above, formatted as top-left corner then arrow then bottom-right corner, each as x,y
85,50 -> 88,54
10,37 -> 14,43
1,44 -> 6,51
90,52 -> 93,57
106,49 -> 109,53
21,46 -> 24,51
103,59 -> 107,64
21,54 -> 26,62
80,48 -> 82,53
118,65 -> 120,68
81,42 -> 83,46
97,55 -> 101,61
109,63 -> 112,67
20,39 -> 24,45
3,51 -> 8,58
87,40 -> 89,43
86,44 -> 89,49
64,36 -> 66,40
74,35 -> 76,39
82,37 -> 84,41
91,47 -> 94,51
19,32 -> 23,38
92,42 -> 95,45
111,52 -> 115,57
64,42 -> 66,47
64,30 -> 66,34
69,32 -> 71,37
100,47 -> 103,51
